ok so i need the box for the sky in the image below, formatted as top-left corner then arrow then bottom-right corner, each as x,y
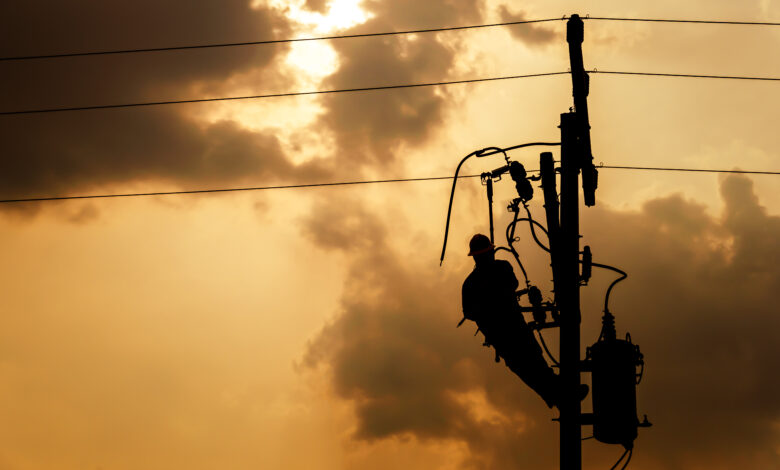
1,1 -> 780,469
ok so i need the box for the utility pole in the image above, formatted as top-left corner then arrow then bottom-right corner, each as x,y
557,110 -> 582,470
557,14 -> 595,470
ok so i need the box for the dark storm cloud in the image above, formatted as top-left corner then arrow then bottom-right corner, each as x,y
497,6 -> 557,46
301,195 -> 561,469
580,176 -> 780,468
1,0 -> 290,109
313,0 -> 484,167
0,108 -> 330,201
0,1 -> 329,212
303,175 -> 780,469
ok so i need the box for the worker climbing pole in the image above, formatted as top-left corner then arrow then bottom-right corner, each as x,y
440,14 -> 651,470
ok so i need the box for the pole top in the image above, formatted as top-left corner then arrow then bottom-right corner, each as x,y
567,14 -> 584,44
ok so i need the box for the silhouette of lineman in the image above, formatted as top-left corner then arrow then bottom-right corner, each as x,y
462,233 -> 577,408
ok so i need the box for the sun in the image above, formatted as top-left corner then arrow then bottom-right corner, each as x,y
268,0 -> 373,81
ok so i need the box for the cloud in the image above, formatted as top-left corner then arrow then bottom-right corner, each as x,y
300,195 -> 562,469
311,0 -> 484,169
0,1 -> 321,214
581,176 -> 780,468
303,0 -> 330,13
302,175 -> 780,469
497,6 -> 556,47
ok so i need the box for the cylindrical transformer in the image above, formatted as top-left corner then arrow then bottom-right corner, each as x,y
589,337 -> 640,449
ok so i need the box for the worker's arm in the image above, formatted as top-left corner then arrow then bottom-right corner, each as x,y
461,276 -> 480,322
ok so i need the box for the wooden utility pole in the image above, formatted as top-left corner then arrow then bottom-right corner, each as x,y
558,110 -> 582,470
556,14 -> 595,470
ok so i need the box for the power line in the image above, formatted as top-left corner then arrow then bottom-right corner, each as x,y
1,166 -> 777,205
4,15 -> 779,63
586,16 -> 780,26
0,72 -> 568,116
0,175 -> 482,204
600,165 -> 780,175
5,68 -> 780,116
592,70 -> 780,81
0,18 -> 563,62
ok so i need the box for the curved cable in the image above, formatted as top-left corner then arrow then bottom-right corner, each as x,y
439,143 -> 559,266
523,204 -> 551,252
536,330 -> 560,366
508,216 -> 550,252
621,449 -> 634,470
494,246 -> 529,285
440,150 -> 480,265
610,448 -> 630,470
592,262 -> 627,314
504,210 -> 530,287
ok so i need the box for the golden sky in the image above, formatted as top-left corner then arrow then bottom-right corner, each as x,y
2,1 -> 780,469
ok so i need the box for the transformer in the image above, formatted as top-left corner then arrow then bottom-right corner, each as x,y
586,312 -> 647,450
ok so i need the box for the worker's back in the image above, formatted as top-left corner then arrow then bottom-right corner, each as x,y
462,258 -> 521,342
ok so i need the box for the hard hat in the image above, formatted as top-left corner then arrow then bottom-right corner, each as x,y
468,233 -> 494,256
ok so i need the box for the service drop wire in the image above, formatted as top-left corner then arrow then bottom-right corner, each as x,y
505,206 -> 559,366
495,246 -> 529,286
610,448 -> 630,470
523,203 -> 551,252
592,262 -> 628,314
536,329 -> 560,367
438,142 -> 560,265
505,209 -> 531,288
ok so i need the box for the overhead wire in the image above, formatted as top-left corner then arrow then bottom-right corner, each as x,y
0,165 -> 778,205
0,174 -> 485,204
591,70 -> 780,82
0,72 -> 568,116
5,68 -> 780,116
599,164 -> 780,175
4,15 -> 779,62
0,18 -> 564,62
586,16 -> 780,26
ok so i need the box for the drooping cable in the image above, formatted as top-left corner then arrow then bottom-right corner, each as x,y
504,210 -> 530,288
621,448 -> 634,470
439,142 -> 561,266
610,448 -> 631,470
592,262 -> 627,314
504,217 -> 550,252
495,246 -> 529,286
536,330 -> 560,367
523,205 -> 551,252
440,148 -> 486,266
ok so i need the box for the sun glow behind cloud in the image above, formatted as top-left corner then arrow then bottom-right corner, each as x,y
272,0 -> 373,33
199,0 -> 371,165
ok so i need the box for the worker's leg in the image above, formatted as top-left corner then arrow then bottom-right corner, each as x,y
497,326 -> 561,407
